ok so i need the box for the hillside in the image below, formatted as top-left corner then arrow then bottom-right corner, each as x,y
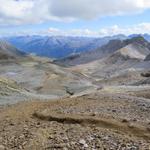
1,36 -> 150,149
0,40 -> 25,60
1,0 -> 150,149
107,42 -> 150,64
0,54 -> 97,104
55,36 -> 150,66
0,39 -> 97,104
70,37 -> 150,86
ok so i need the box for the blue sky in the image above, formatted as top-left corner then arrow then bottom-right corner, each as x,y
0,0 -> 150,37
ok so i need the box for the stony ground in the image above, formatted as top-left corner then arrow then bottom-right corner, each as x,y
0,59 -> 97,105
0,58 -> 150,150
0,91 -> 150,150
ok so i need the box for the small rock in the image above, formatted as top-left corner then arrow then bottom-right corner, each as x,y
84,143 -> 88,148
79,139 -> 88,148
88,136 -> 94,141
112,109 -> 117,113
147,127 -> 150,132
103,136 -> 109,141
37,122 -> 41,125
132,118 -> 137,122
0,145 -> 5,150
79,139 -> 86,145
122,119 -> 128,123
63,136 -> 68,142
9,122 -> 15,126
91,112 -> 98,116
128,123 -> 135,128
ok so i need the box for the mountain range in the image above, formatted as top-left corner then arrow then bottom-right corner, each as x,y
3,34 -> 150,59
1,34 -> 150,149
2,34 -> 128,58
54,36 -> 150,66
0,34 -> 150,99
66,36 -> 150,87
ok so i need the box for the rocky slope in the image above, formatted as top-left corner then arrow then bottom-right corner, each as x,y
0,36 -> 150,150
0,40 -> 25,60
106,42 -> 150,64
0,55 -> 97,105
0,89 -> 150,149
54,36 -> 150,66
70,37 -> 150,87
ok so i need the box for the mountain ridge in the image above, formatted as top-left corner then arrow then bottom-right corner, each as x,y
4,35 -> 127,58
54,36 -> 150,66
0,40 -> 25,60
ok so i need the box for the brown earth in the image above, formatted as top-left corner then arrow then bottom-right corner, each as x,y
0,91 -> 150,150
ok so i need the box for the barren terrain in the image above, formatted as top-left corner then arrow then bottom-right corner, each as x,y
0,37 -> 150,149
0,88 -> 150,149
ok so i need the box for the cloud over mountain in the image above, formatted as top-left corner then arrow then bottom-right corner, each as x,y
0,0 -> 150,25
27,23 -> 150,37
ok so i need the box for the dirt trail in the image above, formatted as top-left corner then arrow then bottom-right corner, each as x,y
0,92 -> 150,149
34,111 -> 150,140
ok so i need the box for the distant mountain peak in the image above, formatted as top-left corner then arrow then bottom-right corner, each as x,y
125,36 -> 147,44
115,43 -> 150,60
4,34 -> 128,59
54,36 -> 150,66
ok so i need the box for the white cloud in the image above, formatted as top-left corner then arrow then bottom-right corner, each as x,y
99,23 -> 150,36
44,28 -> 98,37
36,23 -> 150,37
1,23 -> 150,37
50,0 -> 150,20
0,0 -> 150,25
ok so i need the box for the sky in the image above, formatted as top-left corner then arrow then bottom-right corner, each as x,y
0,0 -> 150,37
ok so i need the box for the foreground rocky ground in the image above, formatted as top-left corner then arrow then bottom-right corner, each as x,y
0,90 -> 150,150
0,51 -> 150,149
